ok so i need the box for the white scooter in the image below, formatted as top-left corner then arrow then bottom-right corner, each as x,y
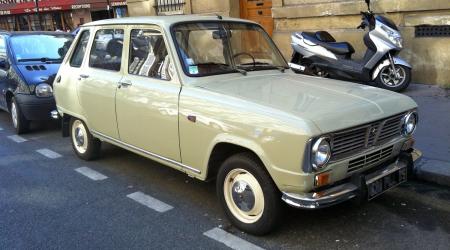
289,0 -> 411,92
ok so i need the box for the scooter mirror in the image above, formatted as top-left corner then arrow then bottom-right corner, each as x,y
365,0 -> 371,10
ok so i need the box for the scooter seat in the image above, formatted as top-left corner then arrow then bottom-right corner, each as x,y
302,31 -> 355,56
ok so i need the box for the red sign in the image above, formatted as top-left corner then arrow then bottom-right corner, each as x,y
0,0 -> 127,15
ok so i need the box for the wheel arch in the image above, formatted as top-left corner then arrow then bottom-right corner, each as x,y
205,139 -> 273,184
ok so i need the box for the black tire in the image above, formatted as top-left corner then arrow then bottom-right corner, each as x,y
10,97 -> 29,134
375,64 -> 411,92
70,117 -> 101,161
216,152 -> 282,235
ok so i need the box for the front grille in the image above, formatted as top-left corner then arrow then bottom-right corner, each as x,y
348,145 -> 394,172
331,112 -> 405,160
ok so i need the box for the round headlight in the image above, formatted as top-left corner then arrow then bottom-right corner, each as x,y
311,137 -> 331,170
402,111 -> 418,136
35,83 -> 53,98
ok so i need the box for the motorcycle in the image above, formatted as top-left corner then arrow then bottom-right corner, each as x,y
289,0 -> 411,92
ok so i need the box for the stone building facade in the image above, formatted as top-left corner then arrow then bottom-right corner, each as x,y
128,0 -> 449,87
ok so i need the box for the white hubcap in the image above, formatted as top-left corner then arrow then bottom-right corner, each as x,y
72,120 -> 88,154
224,169 -> 264,224
11,102 -> 18,128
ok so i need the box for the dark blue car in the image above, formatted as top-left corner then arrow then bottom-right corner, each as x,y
0,31 -> 73,134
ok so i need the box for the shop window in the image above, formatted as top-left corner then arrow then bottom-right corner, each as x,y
155,0 -> 186,15
415,25 -> 450,37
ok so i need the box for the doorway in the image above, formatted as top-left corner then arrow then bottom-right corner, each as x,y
240,0 -> 273,36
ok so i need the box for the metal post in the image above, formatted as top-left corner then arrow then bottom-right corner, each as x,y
106,0 -> 112,18
35,0 -> 43,30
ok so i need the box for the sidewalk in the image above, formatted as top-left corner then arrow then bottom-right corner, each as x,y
404,83 -> 450,186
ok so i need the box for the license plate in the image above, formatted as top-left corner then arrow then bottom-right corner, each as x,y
366,167 -> 407,200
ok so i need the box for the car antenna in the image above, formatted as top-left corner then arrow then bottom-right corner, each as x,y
216,14 -> 223,20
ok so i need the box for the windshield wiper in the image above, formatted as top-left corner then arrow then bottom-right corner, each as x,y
18,57 -> 61,63
233,67 -> 247,75
195,62 -> 247,76
238,62 -> 287,73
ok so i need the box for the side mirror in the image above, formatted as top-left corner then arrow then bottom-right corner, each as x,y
0,58 -> 9,70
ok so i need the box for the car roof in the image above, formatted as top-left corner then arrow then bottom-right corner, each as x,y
82,15 -> 256,28
0,31 -> 72,37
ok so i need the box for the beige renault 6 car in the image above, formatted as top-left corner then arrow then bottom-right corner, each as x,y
53,16 -> 421,235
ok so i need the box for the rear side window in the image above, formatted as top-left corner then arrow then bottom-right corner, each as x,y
70,31 -> 90,68
128,29 -> 170,80
89,29 -> 124,71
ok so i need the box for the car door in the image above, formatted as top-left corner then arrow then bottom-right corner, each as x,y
55,29 -> 91,117
77,27 -> 125,139
115,26 -> 181,162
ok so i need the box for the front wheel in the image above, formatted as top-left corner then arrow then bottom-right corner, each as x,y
375,64 -> 411,92
10,97 -> 29,134
70,117 -> 101,161
216,153 -> 282,235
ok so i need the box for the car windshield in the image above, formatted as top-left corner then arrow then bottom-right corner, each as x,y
172,22 -> 288,77
10,34 -> 73,63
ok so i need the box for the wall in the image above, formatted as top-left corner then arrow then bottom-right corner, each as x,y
72,9 -> 92,27
271,0 -> 450,87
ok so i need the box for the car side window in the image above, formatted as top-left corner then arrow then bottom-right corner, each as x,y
0,36 -> 6,58
89,29 -> 124,71
129,29 -> 171,80
70,31 -> 90,68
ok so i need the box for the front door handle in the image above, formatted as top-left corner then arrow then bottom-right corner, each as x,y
118,80 -> 132,88
78,74 -> 89,80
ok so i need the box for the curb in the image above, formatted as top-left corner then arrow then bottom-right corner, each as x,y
414,158 -> 450,187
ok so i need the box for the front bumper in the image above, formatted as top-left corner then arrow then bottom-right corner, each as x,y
282,148 -> 422,209
15,94 -> 56,121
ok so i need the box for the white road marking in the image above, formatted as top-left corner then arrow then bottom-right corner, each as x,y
36,148 -> 62,159
75,167 -> 108,181
204,227 -> 264,250
7,135 -> 27,143
127,191 -> 173,213
0,127 -> 3,131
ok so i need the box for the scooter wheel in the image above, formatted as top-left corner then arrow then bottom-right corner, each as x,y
375,64 -> 411,92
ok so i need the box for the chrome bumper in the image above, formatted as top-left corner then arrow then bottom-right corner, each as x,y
282,148 -> 422,209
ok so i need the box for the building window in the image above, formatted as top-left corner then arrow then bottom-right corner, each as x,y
154,0 -> 186,16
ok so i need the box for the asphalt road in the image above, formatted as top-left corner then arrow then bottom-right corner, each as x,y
0,107 -> 449,249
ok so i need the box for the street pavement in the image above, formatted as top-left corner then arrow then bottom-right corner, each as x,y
1,84 -> 450,250
403,84 -> 450,186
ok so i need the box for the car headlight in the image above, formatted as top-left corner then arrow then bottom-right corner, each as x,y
311,137 -> 331,170
35,83 -> 53,97
402,111 -> 418,136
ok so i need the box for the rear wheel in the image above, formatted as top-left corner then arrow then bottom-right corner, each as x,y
10,97 -> 29,134
70,117 -> 101,161
375,64 -> 411,92
217,153 -> 282,235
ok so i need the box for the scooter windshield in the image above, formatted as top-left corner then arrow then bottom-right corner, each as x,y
172,21 -> 288,77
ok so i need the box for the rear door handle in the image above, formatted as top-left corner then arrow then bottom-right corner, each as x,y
118,80 -> 132,88
55,75 -> 61,83
78,74 -> 89,80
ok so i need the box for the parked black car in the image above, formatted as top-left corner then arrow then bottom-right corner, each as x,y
0,31 -> 73,134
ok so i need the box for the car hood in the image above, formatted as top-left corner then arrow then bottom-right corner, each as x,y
16,63 -> 61,86
194,72 -> 417,133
